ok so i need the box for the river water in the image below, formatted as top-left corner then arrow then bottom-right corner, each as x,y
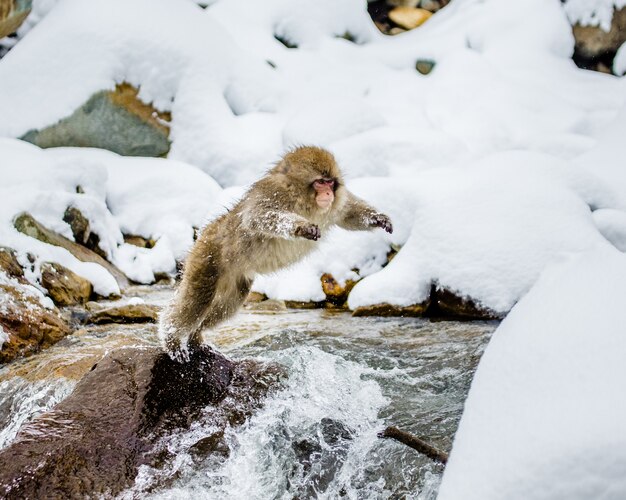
0,286 -> 496,499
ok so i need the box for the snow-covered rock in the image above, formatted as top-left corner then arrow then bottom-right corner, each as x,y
348,151 -> 620,315
438,246 -> 626,500
0,139 -> 223,290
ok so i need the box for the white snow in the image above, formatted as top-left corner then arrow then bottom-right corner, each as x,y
438,246 -> 626,500
615,42 -> 626,76
0,0 -> 625,315
592,208 -> 626,251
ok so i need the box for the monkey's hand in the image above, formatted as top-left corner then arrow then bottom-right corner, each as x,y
294,223 -> 321,241
370,213 -> 393,234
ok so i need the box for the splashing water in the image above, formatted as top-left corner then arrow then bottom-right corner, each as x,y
0,377 -> 75,450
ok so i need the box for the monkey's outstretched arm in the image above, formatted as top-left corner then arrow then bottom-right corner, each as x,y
338,192 -> 393,233
243,209 -> 321,241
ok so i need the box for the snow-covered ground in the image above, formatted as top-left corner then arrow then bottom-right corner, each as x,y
438,245 -> 626,499
0,0 -> 624,313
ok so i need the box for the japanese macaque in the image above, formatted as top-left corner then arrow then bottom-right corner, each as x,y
159,146 -> 393,360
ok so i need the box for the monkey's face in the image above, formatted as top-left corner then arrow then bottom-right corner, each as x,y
313,178 -> 335,210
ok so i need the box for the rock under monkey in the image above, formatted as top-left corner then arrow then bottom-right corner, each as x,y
159,146 -> 393,359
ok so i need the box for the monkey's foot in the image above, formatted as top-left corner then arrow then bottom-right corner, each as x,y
164,336 -> 192,363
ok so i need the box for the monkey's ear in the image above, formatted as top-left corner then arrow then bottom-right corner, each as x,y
276,159 -> 290,175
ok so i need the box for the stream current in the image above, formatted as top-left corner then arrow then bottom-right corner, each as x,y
0,286 -> 496,499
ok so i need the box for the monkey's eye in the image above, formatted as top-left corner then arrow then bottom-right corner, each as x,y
313,179 -> 335,189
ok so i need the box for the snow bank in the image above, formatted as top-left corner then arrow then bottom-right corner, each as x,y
0,139 -> 223,289
348,152 -> 619,314
437,246 -> 626,500
1,0 -> 624,188
592,208 -> 626,251
575,103 -> 626,207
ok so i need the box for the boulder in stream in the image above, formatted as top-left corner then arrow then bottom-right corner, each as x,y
0,345 -> 282,498
40,261 -> 93,306
85,302 -> 161,324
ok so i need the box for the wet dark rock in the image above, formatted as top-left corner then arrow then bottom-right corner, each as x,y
21,82 -> 171,157
352,300 -> 430,317
0,346 -> 282,497
41,262 -> 93,306
0,278 -> 70,364
432,288 -> 500,320
86,303 -> 160,324
190,430 -> 230,459
350,286 -> 499,320
291,418 -> 354,496
285,300 -> 325,310
14,212 -> 129,291
0,0 -> 31,39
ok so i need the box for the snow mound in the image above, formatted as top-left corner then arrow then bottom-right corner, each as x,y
282,97 -> 386,148
437,246 -> 626,500
575,103 -> 626,207
593,208 -> 626,251
348,151 -> 619,314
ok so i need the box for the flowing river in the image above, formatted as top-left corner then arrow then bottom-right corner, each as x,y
0,286 -> 496,499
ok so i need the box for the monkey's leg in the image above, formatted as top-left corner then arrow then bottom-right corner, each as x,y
159,254 -> 220,358
191,275 -> 253,345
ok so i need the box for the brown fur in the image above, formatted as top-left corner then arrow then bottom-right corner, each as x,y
159,146 -> 392,359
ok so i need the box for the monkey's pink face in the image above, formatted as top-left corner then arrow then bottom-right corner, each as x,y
313,179 -> 335,210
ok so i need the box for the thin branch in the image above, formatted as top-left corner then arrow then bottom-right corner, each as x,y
378,426 -> 449,465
